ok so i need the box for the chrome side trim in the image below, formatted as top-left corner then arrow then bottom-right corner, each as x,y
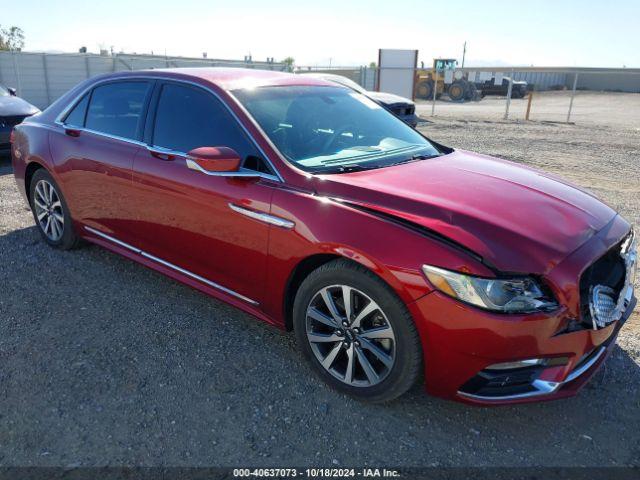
84,226 -> 259,306
54,75 -> 284,182
457,346 -> 606,402
228,203 -> 295,229
85,226 -> 142,253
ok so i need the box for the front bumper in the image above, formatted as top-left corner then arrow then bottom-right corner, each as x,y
408,217 -> 636,405
411,290 -> 634,405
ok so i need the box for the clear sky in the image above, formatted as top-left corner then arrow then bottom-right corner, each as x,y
5,0 -> 639,67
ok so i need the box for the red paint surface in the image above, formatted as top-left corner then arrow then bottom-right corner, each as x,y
11,68 -> 634,405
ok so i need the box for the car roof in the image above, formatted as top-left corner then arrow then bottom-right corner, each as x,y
139,67 -> 340,91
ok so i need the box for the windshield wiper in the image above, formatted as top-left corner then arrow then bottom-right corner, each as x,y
318,154 -> 443,174
384,153 -> 443,168
319,164 -> 381,174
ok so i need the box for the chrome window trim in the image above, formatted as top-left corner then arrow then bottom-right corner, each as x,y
457,346 -> 606,402
228,203 -> 295,229
57,125 -> 148,147
54,74 -> 284,182
142,145 -> 280,182
84,226 -> 259,306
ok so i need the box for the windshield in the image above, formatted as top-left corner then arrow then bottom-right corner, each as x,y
233,86 -> 441,173
0,85 -> 9,96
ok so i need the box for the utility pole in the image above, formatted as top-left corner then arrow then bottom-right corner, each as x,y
461,41 -> 467,68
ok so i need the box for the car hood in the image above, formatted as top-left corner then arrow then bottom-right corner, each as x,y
366,91 -> 414,106
313,150 -> 616,274
0,95 -> 39,117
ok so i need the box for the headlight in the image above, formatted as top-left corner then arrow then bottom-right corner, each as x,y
422,265 -> 558,313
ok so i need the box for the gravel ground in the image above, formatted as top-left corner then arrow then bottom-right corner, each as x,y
0,118 -> 638,468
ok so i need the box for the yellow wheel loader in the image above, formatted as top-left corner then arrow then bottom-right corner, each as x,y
415,58 -> 480,102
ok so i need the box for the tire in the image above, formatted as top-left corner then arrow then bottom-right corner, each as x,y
447,81 -> 465,102
29,168 -> 81,250
416,80 -> 434,100
465,83 -> 479,101
293,259 -> 422,403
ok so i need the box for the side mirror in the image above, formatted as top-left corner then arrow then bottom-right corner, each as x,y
186,146 -> 241,173
8,87 -> 17,96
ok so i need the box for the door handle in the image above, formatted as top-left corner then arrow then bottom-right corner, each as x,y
64,127 -> 82,137
147,146 -> 177,161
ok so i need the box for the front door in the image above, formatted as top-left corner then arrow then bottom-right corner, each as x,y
131,81 -> 279,306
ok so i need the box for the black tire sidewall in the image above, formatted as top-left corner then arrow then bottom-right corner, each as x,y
448,82 -> 465,101
293,260 -> 422,402
29,169 -> 78,250
417,81 -> 433,100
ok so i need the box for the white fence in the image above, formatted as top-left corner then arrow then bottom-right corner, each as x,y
0,51 -> 286,109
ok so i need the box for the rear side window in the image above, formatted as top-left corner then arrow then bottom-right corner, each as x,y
85,81 -> 150,139
63,94 -> 90,127
152,83 -> 256,161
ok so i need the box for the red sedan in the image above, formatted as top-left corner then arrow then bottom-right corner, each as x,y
10,68 -> 637,404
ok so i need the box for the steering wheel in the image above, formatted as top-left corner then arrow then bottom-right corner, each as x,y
322,124 -> 359,153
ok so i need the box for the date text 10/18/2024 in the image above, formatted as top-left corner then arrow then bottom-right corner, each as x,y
233,468 -> 402,478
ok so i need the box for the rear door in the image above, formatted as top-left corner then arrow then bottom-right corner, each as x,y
130,81 -> 280,306
50,80 -> 153,244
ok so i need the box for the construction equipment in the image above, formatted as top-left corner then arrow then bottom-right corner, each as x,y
415,58 -> 480,102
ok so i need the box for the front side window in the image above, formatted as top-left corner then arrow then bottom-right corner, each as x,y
85,81 -> 150,139
152,83 -> 258,163
233,86 -> 442,173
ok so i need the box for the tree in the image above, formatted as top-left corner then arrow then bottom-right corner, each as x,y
0,25 -> 25,51
369,62 -> 377,69
282,57 -> 295,72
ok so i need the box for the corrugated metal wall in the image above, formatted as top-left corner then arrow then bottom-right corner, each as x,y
0,51 -> 286,109
511,71 -> 568,90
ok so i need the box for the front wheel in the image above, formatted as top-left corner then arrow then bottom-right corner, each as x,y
293,259 -> 423,403
415,80 -> 434,100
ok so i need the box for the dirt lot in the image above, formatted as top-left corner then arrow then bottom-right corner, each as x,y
416,91 -> 640,129
0,116 -> 639,468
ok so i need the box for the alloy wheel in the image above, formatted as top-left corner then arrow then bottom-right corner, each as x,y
33,179 -> 65,242
305,285 -> 396,387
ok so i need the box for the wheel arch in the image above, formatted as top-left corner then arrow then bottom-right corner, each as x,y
282,246 -> 423,331
283,253 -> 342,331
24,161 -> 48,203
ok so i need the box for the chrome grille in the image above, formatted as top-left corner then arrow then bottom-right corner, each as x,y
586,231 -> 636,329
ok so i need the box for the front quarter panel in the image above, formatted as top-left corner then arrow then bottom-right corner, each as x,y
264,186 -> 494,328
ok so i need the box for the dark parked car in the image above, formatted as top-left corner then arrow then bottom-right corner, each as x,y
0,85 -> 39,153
302,73 -> 419,127
11,68 -> 636,404
477,76 -> 528,98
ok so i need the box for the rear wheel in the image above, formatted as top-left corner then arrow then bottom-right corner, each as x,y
466,83 -> 481,101
29,169 -> 80,250
293,259 -> 422,402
